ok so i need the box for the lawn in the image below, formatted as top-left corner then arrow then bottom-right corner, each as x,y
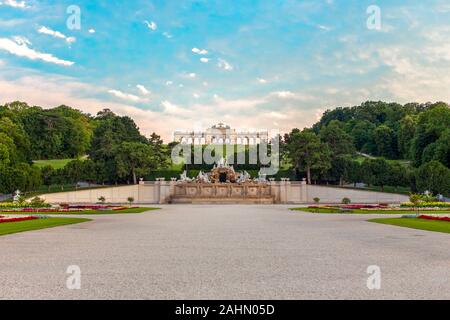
33,158 -> 77,169
369,217 -> 450,234
1,207 -> 160,215
0,218 -> 91,236
291,207 -> 450,215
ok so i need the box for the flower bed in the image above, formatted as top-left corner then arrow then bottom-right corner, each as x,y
401,202 -> 450,208
308,204 -> 389,210
419,215 -> 450,222
341,204 -> 389,209
0,216 -> 39,223
0,208 -> 83,213
0,202 -> 51,208
1,205 -> 137,214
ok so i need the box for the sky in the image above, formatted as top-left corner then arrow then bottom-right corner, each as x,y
0,0 -> 449,141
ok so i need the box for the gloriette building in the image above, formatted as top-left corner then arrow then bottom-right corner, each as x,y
173,123 -> 269,145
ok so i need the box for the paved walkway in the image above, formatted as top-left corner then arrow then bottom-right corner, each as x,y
1,205 -> 450,299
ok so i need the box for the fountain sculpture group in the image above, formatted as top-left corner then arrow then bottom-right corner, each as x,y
171,158 -> 274,204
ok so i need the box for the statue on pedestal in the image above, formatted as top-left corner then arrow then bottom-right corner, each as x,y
179,170 -> 192,182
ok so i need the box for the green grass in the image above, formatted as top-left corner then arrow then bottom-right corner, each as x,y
291,207 -> 450,215
33,158 -> 76,169
0,217 -> 91,236
369,217 -> 450,234
1,207 -> 160,215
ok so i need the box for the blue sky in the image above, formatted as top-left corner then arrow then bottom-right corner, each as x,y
0,0 -> 449,140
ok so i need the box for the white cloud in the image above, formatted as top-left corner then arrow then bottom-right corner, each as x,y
193,93 -> 200,99
108,89 -> 141,102
217,58 -> 233,71
12,36 -> 30,46
136,84 -> 150,95
162,32 -> 173,39
192,47 -> 208,55
88,29 -> 96,34
318,25 -> 331,31
182,72 -> 196,79
257,78 -> 267,84
271,91 -> 295,98
0,37 -> 74,66
0,0 -> 29,9
0,71 -> 334,141
144,20 -> 157,31
165,80 -> 173,86
38,26 -> 76,44
200,57 -> 209,63
269,90 -> 315,101
161,100 -> 191,116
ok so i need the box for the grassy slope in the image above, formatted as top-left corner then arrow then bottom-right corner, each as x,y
0,218 -> 91,236
291,207 -> 450,214
370,218 -> 450,234
1,207 -> 159,215
33,158 -> 76,169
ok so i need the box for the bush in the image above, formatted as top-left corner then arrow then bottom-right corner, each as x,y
313,197 -> 320,204
29,196 -> 49,208
342,197 -> 351,204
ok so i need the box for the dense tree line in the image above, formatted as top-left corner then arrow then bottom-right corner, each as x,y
0,102 -> 168,193
0,100 -> 448,196
284,101 -> 450,195
311,101 -> 449,166
0,101 -> 93,159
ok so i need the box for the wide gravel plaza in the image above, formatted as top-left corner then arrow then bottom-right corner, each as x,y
1,205 -> 450,299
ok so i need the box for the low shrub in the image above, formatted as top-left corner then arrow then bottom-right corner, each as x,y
342,197 -> 351,204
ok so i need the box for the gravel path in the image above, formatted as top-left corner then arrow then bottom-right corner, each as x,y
0,205 -> 449,299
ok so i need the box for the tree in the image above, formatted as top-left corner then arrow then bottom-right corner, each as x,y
40,165 -> 55,191
114,142 -> 158,185
88,110 -> 148,183
326,155 -> 355,186
373,125 -> 397,158
387,163 -> 410,191
127,197 -> 135,207
350,120 -> 377,154
398,115 -> 416,159
421,129 -> 450,167
284,129 -> 331,184
0,117 -> 31,162
148,132 -> 170,168
416,161 -> 450,196
0,143 -> 11,167
361,158 -> 390,190
411,103 -> 450,166
319,120 -> 355,156
64,160 -> 85,187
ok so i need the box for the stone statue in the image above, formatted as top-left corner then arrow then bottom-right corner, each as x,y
13,190 -> 21,203
254,170 -> 267,183
179,170 -> 192,182
216,157 -> 226,167
197,170 -> 210,183
237,171 -> 251,183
